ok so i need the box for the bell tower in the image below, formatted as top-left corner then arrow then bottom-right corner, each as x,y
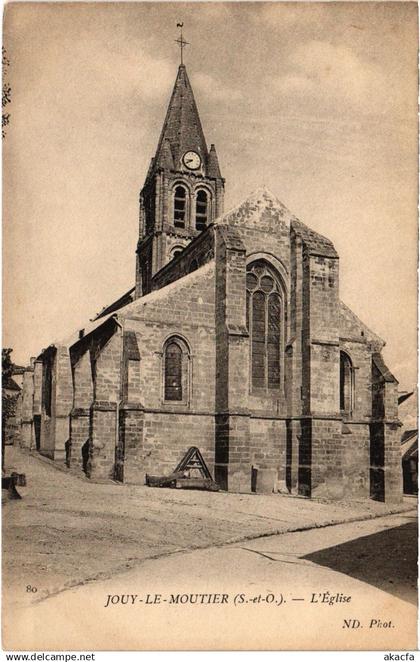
135,45 -> 225,298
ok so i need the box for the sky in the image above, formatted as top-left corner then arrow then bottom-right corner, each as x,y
3,2 -> 418,392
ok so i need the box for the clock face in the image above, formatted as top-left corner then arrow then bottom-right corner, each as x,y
182,151 -> 201,170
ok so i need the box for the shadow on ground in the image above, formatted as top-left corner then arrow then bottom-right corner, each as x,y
303,517 -> 418,605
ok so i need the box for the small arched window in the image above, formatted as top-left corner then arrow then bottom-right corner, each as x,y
195,190 -> 208,231
163,337 -> 190,404
246,261 -> 283,392
340,351 -> 353,415
165,342 -> 182,401
174,186 -> 187,228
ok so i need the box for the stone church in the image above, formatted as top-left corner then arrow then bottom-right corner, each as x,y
19,63 -> 403,502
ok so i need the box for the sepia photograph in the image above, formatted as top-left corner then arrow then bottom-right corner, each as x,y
2,1 -> 418,652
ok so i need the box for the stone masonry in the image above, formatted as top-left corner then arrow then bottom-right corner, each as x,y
19,63 -> 403,503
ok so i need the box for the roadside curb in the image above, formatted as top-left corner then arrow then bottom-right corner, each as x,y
219,503 -> 417,546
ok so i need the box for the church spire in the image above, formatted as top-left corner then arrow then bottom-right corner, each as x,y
158,137 -> 174,170
207,144 -> 222,179
135,32 -> 225,299
153,64 -> 208,172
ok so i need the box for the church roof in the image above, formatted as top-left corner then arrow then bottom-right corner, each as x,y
401,430 -> 417,461
92,286 -> 136,321
401,428 -> 417,445
66,263 -> 214,351
217,186 -> 294,228
290,218 -> 338,258
153,64 -> 208,171
372,352 -> 398,384
398,391 -> 414,406
217,188 -> 339,261
3,376 -> 21,392
339,300 -> 385,349
118,261 -> 214,316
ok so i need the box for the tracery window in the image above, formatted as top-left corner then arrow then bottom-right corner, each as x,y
195,190 -> 208,231
340,351 -> 353,415
174,186 -> 187,228
246,262 -> 282,391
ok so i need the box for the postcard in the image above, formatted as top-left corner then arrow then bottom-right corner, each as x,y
2,1 -> 418,652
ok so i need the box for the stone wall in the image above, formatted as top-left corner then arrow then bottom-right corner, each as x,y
89,330 -> 122,480
341,423 -> 370,498
20,366 -> 34,450
152,227 -> 214,291
39,349 -> 55,457
23,189 -> 403,502
70,350 -> 93,470
249,417 -> 287,493
38,345 -> 72,462
340,339 -> 372,420
214,224 -> 251,492
141,412 -> 215,478
370,356 -> 402,503
122,263 -> 216,483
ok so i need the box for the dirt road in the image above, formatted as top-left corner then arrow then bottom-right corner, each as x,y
4,445 -> 414,605
4,511 -> 417,650
3,444 -> 417,651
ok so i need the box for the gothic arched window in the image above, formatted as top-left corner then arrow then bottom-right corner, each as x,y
195,190 -> 208,231
163,337 -> 190,403
165,342 -> 182,401
174,186 -> 187,228
246,262 -> 282,392
340,351 -> 353,415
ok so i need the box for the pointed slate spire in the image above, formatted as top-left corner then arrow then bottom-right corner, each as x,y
207,143 -> 222,179
145,157 -> 155,180
154,64 -> 208,169
156,138 -> 174,170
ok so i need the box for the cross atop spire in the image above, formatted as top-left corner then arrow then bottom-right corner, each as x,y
175,22 -> 189,65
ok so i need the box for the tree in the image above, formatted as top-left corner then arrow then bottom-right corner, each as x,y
2,46 -> 11,139
2,348 -> 18,470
